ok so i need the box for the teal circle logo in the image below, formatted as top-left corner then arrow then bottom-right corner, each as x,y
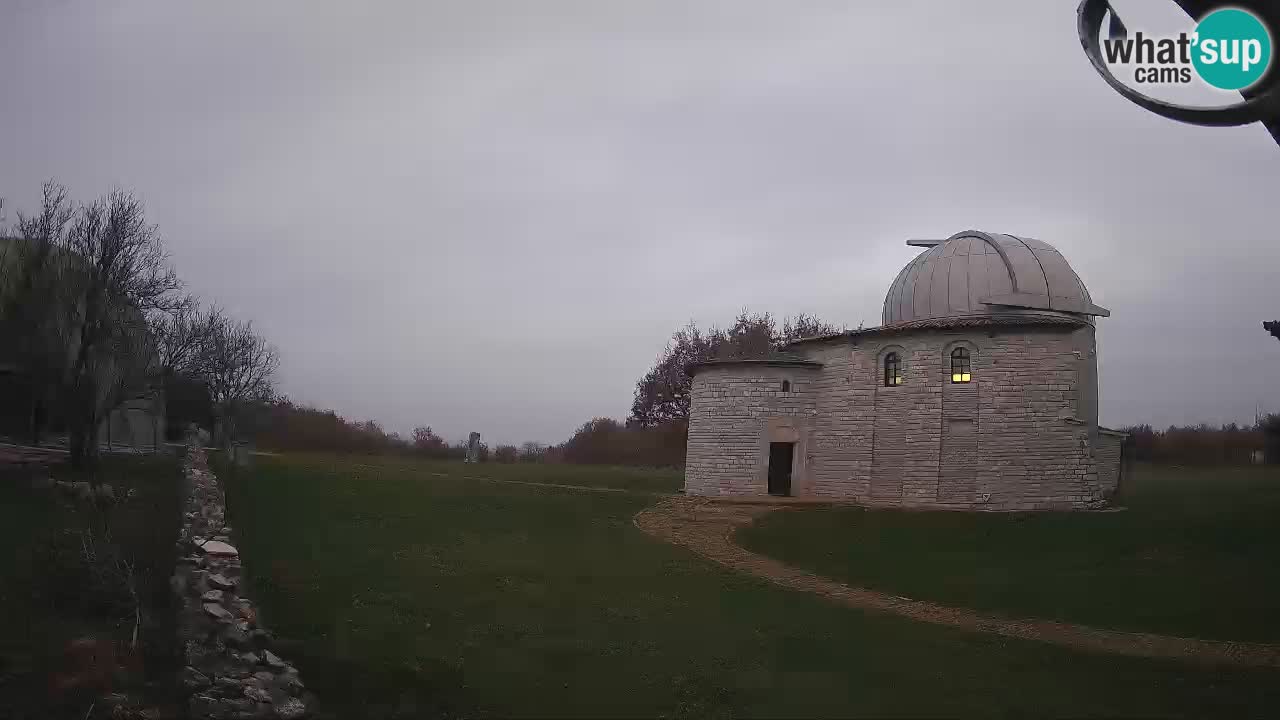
1191,8 -> 1272,91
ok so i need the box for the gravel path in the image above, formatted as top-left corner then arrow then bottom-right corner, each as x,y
634,496 -> 1280,668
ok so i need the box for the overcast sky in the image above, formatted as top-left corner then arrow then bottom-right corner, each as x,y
2,0 -> 1278,444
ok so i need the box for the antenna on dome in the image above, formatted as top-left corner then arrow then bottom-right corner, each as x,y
906,238 -> 944,247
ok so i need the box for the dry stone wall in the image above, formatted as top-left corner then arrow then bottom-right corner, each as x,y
172,446 -> 315,719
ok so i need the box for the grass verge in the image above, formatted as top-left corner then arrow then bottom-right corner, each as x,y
738,463 -> 1280,643
0,453 -> 184,719
223,455 -> 1280,718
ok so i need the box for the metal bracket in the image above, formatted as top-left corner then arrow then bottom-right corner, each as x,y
1077,0 -> 1280,145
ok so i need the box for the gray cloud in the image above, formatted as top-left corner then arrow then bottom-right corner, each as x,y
3,0 -> 1278,443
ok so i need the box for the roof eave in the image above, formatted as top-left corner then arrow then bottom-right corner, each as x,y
686,358 -> 825,376
784,313 -> 1089,347
983,293 -> 1110,317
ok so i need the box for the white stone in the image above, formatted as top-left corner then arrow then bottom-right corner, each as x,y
203,603 -> 233,621
199,540 -> 239,556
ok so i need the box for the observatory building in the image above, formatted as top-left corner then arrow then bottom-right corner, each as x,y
684,230 -> 1127,510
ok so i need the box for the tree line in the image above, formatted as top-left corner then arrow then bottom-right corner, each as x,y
248,302 -> 1280,468
10,179 -> 1269,473
0,181 -> 278,475
531,313 -> 1280,468
222,307 -> 1280,468
1120,419 -> 1279,465
234,312 -> 833,466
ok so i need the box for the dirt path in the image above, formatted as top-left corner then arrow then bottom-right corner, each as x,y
634,496 -> 1280,668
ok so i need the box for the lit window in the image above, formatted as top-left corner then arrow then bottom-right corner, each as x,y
951,347 -> 972,383
781,380 -> 791,392
884,352 -> 902,387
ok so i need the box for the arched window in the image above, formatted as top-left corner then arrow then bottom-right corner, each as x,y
883,352 -> 902,387
781,380 -> 791,393
950,347 -> 972,383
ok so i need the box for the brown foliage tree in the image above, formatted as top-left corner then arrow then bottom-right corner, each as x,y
493,444 -> 519,463
629,311 -> 840,427
1262,414 -> 1280,464
1121,423 -> 1266,465
250,398 -> 413,455
412,426 -> 459,459
560,416 -> 687,467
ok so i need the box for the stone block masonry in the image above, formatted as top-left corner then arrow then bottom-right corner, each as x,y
172,445 -> 315,719
685,366 -> 819,496
688,230 -> 1121,510
1096,428 -> 1129,499
686,326 -> 1120,510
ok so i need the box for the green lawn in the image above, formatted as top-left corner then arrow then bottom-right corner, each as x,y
0,453 -> 184,719
223,455 -> 1280,718
275,452 -> 684,494
739,464 -> 1280,644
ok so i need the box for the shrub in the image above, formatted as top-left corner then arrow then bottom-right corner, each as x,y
1120,422 -> 1266,465
493,445 -> 519,463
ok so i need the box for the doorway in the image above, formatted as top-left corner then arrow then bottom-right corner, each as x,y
767,442 -> 794,496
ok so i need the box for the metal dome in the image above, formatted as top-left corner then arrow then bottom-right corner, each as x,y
882,230 -> 1109,326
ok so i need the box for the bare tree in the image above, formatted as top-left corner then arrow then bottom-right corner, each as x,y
152,299 -> 224,377
4,183 -> 286,465
519,441 -> 546,462
62,190 -> 182,471
0,181 -> 75,445
198,315 -> 278,448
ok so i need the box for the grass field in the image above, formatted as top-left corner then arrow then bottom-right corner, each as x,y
222,455 -> 1280,718
0,453 -> 183,719
739,464 -> 1280,644
274,452 -> 684,494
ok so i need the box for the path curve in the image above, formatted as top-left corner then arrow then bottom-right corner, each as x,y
634,496 -> 1280,668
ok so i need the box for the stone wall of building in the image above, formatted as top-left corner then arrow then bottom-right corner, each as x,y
172,446 -> 314,719
99,398 -> 165,452
806,343 -> 874,499
686,324 -> 1118,510
685,365 -> 819,496
970,326 -> 1104,510
1096,428 -> 1128,498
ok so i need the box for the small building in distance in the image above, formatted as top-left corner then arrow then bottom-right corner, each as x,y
98,390 -> 166,453
684,230 -> 1127,511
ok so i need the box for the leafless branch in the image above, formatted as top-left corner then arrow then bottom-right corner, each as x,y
61,188 -> 183,469
196,314 -> 279,445
151,299 -> 224,377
